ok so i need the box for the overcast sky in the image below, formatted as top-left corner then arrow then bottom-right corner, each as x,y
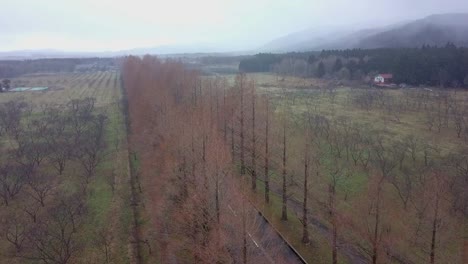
1,0 -> 468,52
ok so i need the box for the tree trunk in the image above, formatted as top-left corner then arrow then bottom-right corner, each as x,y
223,88 -> 227,142
202,135 -> 207,190
329,183 -> 337,264
251,91 -> 256,190
264,98 -> 270,204
242,198 -> 247,264
302,142 -> 309,244
281,124 -> 288,221
231,108 -> 235,163
372,184 -> 382,264
332,218 -> 337,264
215,161 -> 220,223
240,78 -> 245,175
430,197 -> 439,264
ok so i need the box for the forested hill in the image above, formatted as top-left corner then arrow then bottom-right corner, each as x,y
239,45 -> 468,88
262,13 -> 468,52
357,13 -> 468,49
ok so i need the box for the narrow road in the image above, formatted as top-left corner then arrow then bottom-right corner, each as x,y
229,204 -> 305,264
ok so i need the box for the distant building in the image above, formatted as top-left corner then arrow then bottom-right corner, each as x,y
374,74 -> 393,84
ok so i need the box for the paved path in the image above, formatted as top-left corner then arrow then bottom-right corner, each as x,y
229,204 -> 306,264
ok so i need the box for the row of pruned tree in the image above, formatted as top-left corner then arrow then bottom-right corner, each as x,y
0,97 -> 109,263
352,88 -> 468,140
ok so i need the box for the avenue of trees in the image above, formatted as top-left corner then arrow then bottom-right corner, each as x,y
0,97 -> 109,263
123,55 -> 309,263
239,45 -> 468,88
123,55 -> 466,263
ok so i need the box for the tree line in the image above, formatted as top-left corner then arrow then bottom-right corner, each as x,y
239,45 -> 468,88
122,56 -> 303,263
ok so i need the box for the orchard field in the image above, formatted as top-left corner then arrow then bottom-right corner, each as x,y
228,72 -> 468,264
0,71 -> 136,263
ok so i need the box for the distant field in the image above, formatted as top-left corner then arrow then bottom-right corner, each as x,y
1,71 -> 120,107
0,71 -> 133,263
251,73 -> 468,153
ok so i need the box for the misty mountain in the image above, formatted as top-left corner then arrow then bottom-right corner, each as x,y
262,13 -> 468,52
260,26 -> 352,52
357,13 -> 468,48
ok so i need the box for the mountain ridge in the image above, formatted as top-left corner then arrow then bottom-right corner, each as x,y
261,13 -> 468,52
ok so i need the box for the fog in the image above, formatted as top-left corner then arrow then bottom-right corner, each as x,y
1,0 -> 468,52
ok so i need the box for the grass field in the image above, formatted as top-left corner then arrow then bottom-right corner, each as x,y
0,71 -> 134,263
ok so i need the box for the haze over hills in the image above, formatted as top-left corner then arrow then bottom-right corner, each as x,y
0,44 -> 235,60
261,13 -> 468,52
2,13 -> 468,60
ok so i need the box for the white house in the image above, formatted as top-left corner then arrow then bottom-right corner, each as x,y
374,74 -> 393,84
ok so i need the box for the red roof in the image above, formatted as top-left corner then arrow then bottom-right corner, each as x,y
379,74 -> 393,79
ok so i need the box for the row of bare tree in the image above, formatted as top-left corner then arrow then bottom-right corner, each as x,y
353,88 -> 468,140
0,97 -> 109,263
122,56 -> 298,263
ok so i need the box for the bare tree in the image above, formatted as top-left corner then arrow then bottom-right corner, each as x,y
45,114 -> 74,175
327,160 -> 346,264
0,99 -> 28,140
26,171 -> 56,207
75,114 -> 108,186
0,164 -> 29,206
237,74 -> 246,175
25,198 -> 85,264
281,118 -> 288,221
251,89 -> 257,191
264,96 -> 270,204
1,211 -> 28,252
94,226 -> 114,263
301,133 -> 310,244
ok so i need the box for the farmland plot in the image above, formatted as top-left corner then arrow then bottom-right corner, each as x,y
0,71 -> 134,264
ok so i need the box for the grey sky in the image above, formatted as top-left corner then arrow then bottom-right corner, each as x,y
1,0 -> 467,52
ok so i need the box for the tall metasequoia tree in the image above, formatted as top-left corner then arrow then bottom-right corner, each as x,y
416,168 -> 451,264
281,119 -> 288,221
122,57 -> 283,263
264,96 -> 270,204
238,74 -> 246,175
251,90 -> 257,191
223,87 -> 227,142
302,136 -> 310,244
369,175 -> 386,264
327,160 -> 345,264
